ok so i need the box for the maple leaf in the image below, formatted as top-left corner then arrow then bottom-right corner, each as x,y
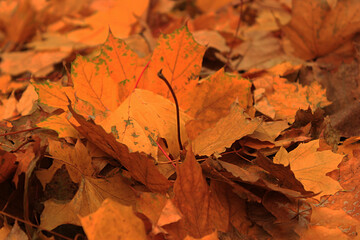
80,198 -> 147,240
274,140 -> 344,199
40,175 -> 135,230
134,192 -> 168,226
183,68 -> 253,140
297,207 -> 360,239
256,153 -> 312,196
254,76 -> 330,122
141,26 -> 206,100
67,0 -> 149,45
72,55 -> 118,113
32,80 -> 75,110
95,30 -> 144,104
282,0 -> 360,60
100,88 -> 191,161
168,148 -> 213,239
36,113 -> 80,139
68,104 -> 172,192
36,139 -> 95,186
192,103 -> 260,156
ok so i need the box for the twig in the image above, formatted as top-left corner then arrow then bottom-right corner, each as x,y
0,127 -> 40,137
0,210 -> 73,240
157,69 -> 183,151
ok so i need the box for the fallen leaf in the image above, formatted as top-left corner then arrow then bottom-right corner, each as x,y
282,0 -> 360,60
141,26 -> 206,100
100,88 -> 191,161
13,144 -> 35,187
196,0 -> 233,12
80,198 -> 147,240
36,113 -> 80,139
134,192 -> 168,226
169,147 -> 213,239
72,55 -> 118,113
0,50 -> 69,76
0,150 -> 17,184
94,30 -> 143,104
1,221 -> 27,240
183,68 -> 253,140
274,140 -> 343,199
68,104 -> 172,192
254,76 -> 330,122
192,103 -> 260,156
297,207 -> 360,239
255,153 -> 312,195
32,80 -> 75,110
184,231 -> 218,240
39,139 -> 95,185
16,84 -> 38,116
40,174 -> 135,230
67,0 -> 149,45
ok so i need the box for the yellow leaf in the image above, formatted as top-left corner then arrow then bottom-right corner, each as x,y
32,80 -> 74,110
40,175 -> 135,230
183,68 -> 253,139
100,88 -> 191,161
67,0 -> 149,45
36,113 -> 80,139
192,103 -> 260,156
80,198 -> 146,240
274,140 -> 343,199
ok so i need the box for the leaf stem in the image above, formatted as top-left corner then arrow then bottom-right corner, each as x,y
157,69 -> 183,151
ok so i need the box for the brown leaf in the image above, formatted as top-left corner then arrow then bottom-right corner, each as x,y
282,0 -> 360,60
0,150 -> 17,184
170,148 -> 213,239
255,152 -> 313,196
68,103 -> 171,193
